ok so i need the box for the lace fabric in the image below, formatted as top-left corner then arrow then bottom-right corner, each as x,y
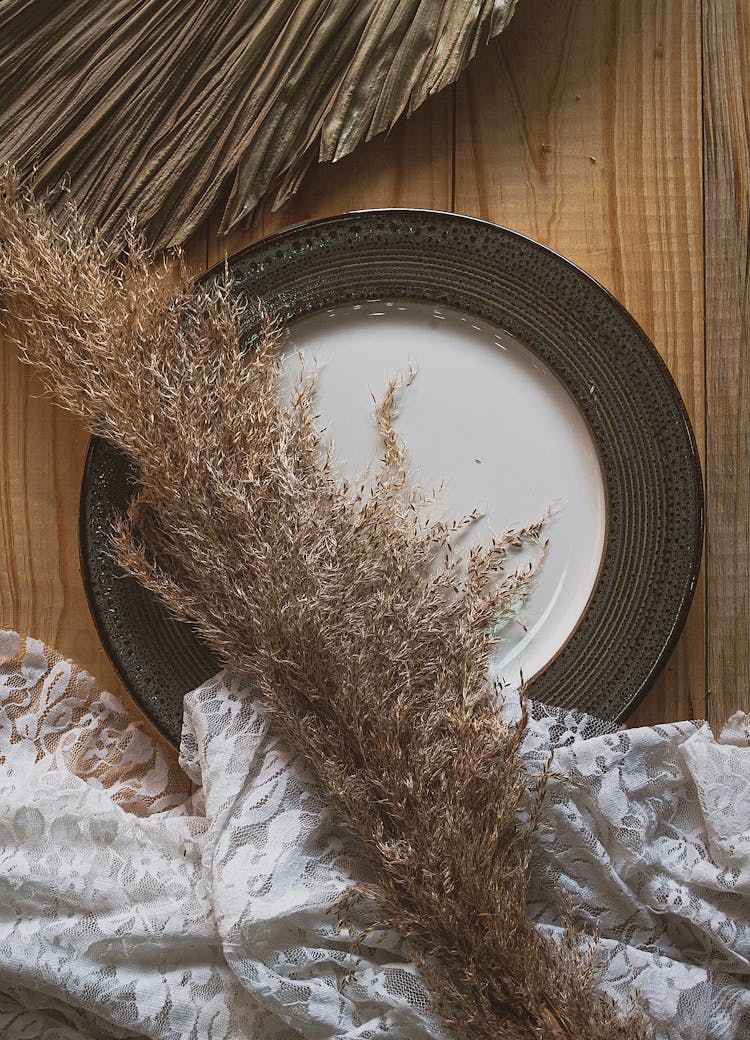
1,630 -> 748,1039
525,711 -> 750,1038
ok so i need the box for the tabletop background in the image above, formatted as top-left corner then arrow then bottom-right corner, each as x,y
1,0 -> 748,737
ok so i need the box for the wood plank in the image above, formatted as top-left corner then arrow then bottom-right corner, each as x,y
704,1 -> 750,727
0,353 -> 107,675
0,225 -> 208,742
454,0 -> 705,725
207,87 -> 453,266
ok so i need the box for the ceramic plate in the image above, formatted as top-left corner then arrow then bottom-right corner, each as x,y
80,210 -> 703,745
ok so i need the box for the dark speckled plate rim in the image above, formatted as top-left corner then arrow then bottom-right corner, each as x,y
80,208 -> 704,744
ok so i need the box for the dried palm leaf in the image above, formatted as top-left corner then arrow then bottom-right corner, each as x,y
0,0 -> 518,249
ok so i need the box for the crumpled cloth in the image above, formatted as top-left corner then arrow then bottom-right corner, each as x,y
0,629 -> 748,1040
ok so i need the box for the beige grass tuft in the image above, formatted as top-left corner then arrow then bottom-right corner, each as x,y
0,170 -> 651,1039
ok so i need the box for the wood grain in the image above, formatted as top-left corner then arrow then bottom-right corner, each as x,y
0,351 -> 107,674
704,1 -> 750,726
206,87 -> 453,267
453,0 -> 705,725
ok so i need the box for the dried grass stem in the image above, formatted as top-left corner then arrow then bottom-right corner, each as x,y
0,171 -> 650,1040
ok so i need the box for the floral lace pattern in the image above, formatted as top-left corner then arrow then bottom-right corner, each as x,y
1,630 -> 749,1039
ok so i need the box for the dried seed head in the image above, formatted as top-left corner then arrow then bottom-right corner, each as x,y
0,168 -> 651,1040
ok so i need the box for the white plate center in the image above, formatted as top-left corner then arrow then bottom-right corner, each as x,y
282,300 -> 606,687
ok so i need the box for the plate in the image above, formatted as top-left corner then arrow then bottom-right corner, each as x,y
281,300 -> 607,688
80,210 -> 703,745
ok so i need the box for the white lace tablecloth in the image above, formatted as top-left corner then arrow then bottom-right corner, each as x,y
0,629 -> 748,1039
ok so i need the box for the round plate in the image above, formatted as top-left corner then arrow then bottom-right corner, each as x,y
281,299 -> 608,689
80,210 -> 703,746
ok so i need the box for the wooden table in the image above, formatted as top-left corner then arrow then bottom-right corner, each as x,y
1,0 -> 747,731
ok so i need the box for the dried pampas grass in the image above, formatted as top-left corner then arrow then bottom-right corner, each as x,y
0,172 -> 650,1039
0,0 -> 518,249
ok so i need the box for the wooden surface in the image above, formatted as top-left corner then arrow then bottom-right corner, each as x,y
1,0 -> 746,728
704,1 -> 750,728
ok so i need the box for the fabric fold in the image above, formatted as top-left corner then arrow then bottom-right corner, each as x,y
1,631 -> 749,1039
